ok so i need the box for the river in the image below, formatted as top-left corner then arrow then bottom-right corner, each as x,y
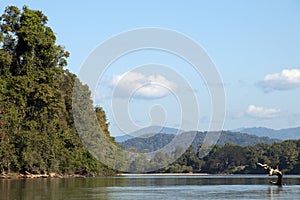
1,174 -> 300,199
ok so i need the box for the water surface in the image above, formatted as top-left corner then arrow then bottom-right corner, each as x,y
1,174 -> 300,199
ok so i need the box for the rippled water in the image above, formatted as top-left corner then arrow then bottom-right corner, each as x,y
1,174 -> 300,199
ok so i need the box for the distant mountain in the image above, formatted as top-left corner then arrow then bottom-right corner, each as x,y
237,127 -> 300,140
119,131 -> 281,153
114,135 -> 135,143
115,126 -> 183,142
120,133 -> 175,152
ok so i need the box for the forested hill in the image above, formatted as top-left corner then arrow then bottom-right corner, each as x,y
158,139 -> 300,174
0,6 -> 115,176
119,131 -> 281,153
118,130 -> 300,174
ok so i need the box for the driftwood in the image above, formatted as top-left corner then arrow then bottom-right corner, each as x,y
257,163 -> 283,186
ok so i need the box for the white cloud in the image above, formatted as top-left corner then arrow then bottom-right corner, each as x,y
259,69 -> 300,92
109,72 -> 177,99
246,105 -> 283,118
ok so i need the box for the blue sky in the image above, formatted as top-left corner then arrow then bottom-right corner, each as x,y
1,1 -> 300,135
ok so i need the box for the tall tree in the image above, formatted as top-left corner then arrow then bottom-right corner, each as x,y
0,6 -> 69,76
0,6 -> 115,176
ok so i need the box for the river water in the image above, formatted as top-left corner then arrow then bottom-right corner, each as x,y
1,174 -> 300,200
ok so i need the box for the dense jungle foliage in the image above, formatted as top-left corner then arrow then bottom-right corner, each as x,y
0,6 -> 115,176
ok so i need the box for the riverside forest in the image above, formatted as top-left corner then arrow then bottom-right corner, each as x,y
1,6 -> 300,177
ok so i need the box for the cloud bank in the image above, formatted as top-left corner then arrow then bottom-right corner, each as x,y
109,72 -> 177,99
259,69 -> 300,92
246,105 -> 282,118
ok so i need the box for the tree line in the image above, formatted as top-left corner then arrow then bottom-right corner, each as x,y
158,140 -> 300,174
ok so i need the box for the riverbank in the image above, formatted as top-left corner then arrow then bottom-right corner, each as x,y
0,172 -> 211,179
0,172 -> 87,179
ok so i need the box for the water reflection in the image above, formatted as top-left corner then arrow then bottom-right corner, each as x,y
1,175 -> 300,200
268,186 -> 283,200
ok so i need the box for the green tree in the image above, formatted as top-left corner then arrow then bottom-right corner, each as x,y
95,106 -> 115,143
0,5 -> 116,176
160,145 -> 203,173
201,143 -> 247,173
